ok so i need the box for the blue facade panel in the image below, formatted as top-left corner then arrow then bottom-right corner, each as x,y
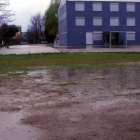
119,32 -> 126,45
94,41 -> 104,45
58,1 -> 140,46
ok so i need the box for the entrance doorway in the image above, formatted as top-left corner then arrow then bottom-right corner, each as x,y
104,32 -> 119,45
86,32 -> 93,45
111,32 -> 119,45
104,32 -> 110,44
104,31 -> 128,48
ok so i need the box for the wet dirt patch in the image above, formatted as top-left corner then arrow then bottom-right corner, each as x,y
1,65 -> 140,140
0,106 -> 21,112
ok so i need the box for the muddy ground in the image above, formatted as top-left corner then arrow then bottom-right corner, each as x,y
1,64 -> 140,140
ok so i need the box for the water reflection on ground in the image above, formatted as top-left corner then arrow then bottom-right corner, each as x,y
51,66 -> 140,97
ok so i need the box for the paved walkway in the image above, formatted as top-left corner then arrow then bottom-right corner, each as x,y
1,45 -> 140,55
56,45 -> 140,53
0,45 -> 60,55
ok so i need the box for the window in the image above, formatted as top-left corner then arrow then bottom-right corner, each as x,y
110,3 -> 119,11
110,17 -> 119,26
93,2 -> 102,11
75,2 -> 85,11
127,3 -> 135,12
76,17 -> 85,26
93,32 -> 103,40
127,32 -> 135,40
127,18 -> 135,26
93,17 -> 102,26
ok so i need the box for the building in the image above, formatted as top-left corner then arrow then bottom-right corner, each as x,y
58,0 -> 140,47
21,32 -> 28,40
15,26 -> 22,39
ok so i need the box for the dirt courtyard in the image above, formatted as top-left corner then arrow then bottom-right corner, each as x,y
1,64 -> 140,140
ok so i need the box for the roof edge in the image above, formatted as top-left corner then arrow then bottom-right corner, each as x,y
67,0 -> 140,2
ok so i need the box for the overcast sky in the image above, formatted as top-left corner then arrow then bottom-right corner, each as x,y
9,0 -> 51,32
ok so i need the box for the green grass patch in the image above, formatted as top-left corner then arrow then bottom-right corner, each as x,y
1,52 -> 140,73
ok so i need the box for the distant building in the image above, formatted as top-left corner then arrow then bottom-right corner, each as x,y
58,0 -> 140,46
15,26 -> 22,39
22,32 -> 28,40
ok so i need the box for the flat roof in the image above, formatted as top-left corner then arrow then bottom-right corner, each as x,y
67,0 -> 140,2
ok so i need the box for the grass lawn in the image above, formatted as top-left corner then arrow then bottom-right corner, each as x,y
0,52 -> 140,73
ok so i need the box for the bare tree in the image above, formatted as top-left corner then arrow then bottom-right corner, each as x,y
27,13 -> 44,44
0,0 -> 14,25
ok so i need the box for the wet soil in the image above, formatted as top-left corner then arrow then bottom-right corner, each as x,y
1,65 -> 140,140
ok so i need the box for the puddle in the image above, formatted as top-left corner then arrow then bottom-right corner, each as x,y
0,111 -> 43,140
0,74 -> 7,77
27,70 -> 47,76
8,71 -> 25,75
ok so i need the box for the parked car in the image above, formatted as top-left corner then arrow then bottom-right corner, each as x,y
20,42 -> 28,45
41,41 -> 48,44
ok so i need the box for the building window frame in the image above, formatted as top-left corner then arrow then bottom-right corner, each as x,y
110,3 -> 119,11
93,32 -> 103,41
127,17 -> 135,26
127,3 -> 135,12
75,17 -> 85,26
93,17 -> 102,26
127,32 -> 136,40
93,2 -> 102,11
110,17 -> 119,26
75,2 -> 85,11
